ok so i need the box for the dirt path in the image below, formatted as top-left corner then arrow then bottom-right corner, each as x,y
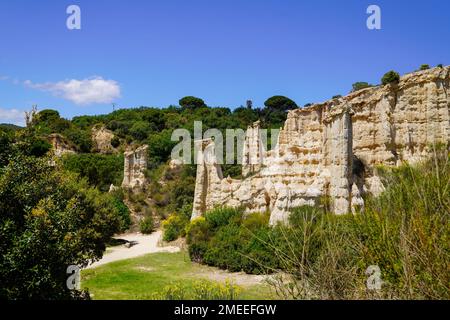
86,231 -> 275,290
86,231 -> 180,269
188,264 -> 273,287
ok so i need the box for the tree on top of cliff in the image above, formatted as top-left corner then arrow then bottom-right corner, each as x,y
263,95 -> 298,111
179,96 -> 207,109
351,82 -> 373,92
381,70 -> 400,85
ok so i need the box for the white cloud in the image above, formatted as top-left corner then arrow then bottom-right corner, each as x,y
25,77 -> 121,105
0,108 -> 25,126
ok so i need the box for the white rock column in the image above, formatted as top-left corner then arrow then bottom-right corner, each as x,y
327,109 -> 353,215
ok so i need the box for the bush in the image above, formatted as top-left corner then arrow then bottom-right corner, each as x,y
242,212 -> 269,230
112,196 -> 131,232
29,138 -> 52,157
162,214 -> 188,242
186,210 -> 279,274
352,82 -> 373,92
265,152 -> 450,299
205,207 -> 243,229
241,226 -> 282,274
419,64 -> 430,70
204,224 -> 245,272
153,280 -> 241,300
62,153 -> 124,191
186,217 -> 211,262
437,64 -> 443,68
140,215 -> 155,234
111,136 -> 120,148
381,70 -> 400,85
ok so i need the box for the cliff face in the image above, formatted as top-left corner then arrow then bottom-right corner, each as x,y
192,67 -> 450,224
48,133 -> 76,157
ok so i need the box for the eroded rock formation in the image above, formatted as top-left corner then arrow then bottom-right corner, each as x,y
192,67 -> 450,224
48,133 -> 76,157
91,126 -> 117,154
122,145 -> 149,190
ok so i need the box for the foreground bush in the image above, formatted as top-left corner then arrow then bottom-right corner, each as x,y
267,151 -> 449,299
186,209 -> 279,274
152,280 -> 241,300
0,154 -> 122,299
162,214 -> 188,241
140,215 -> 155,234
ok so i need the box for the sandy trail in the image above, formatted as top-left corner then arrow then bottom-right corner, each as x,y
86,231 -> 180,269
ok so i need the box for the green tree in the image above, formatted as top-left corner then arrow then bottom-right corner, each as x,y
381,70 -> 400,85
62,153 -> 124,191
419,64 -> 430,70
129,121 -> 152,141
0,153 -> 122,299
147,130 -> 176,165
0,129 -> 13,167
35,109 -> 60,123
179,96 -> 206,109
264,95 -> 297,111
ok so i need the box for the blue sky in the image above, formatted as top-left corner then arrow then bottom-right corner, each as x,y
0,0 -> 449,125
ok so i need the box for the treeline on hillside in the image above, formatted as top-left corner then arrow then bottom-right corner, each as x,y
34,95 -> 297,164
26,95 -> 299,226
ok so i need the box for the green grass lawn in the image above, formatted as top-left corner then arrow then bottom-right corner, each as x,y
82,251 -> 275,300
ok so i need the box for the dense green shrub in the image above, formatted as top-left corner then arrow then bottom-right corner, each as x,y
186,217 -> 211,262
381,70 -> 400,85
186,209 -> 279,274
111,136 -> 120,148
241,226 -> 281,274
419,64 -> 430,70
62,153 -> 124,191
140,215 -> 155,234
162,214 -> 189,241
112,196 -> 131,232
352,82 -> 373,92
241,212 -> 269,230
205,207 -> 243,229
204,224 -> 245,271
29,138 -> 52,157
